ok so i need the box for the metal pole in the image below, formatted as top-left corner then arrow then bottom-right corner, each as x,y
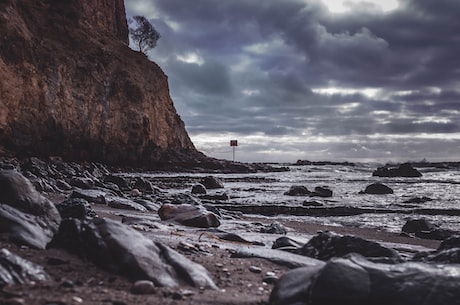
232,146 -> 235,162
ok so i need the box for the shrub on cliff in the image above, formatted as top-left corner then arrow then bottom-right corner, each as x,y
129,15 -> 160,55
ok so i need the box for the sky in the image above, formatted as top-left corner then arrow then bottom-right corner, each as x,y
125,0 -> 460,163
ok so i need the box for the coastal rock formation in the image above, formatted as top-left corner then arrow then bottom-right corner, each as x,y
0,0 -> 199,167
158,203 -> 221,228
0,248 -> 50,287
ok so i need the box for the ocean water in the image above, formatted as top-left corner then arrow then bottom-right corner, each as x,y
141,164 -> 460,233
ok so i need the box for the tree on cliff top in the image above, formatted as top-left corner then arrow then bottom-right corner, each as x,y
129,16 -> 160,55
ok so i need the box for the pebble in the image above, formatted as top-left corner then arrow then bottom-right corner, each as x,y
72,296 -> 83,303
248,266 -> 262,274
262,275 -> 279,285
130,280 -> 156,295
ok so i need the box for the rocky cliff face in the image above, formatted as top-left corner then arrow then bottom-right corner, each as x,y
0,0 -> 200,167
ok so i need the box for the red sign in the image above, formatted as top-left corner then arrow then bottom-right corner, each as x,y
230,140 -> 238,147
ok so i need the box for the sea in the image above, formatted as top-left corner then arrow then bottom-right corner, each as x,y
142,163 -> 460,234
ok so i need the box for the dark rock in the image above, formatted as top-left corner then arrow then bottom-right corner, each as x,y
69,177 -> 96,189
361,182 -> 394,194
131,280 -> 156,295
372,162 -> 422,177
311,186 -> 333,198
284,185 -> 310,196
199,193 -> 229,201
70,188 -> 112,204
158,204 -> 220,228
104,175 -> 131,191
133,177 -> 158,194
260,222 -> 287,234
133,199 -> 160,212
191,184 -> 207,195
55,179 -> 73,191
48,218 -> 217,289
414,236 -> 460,263
300,231 -> 402,261
0,248 -> 50,287
403,196 -> 433,204
302,201 -> 324,207
0,170 -> 61,249
402,218 -> 454,240
270,254 -> 460,305
200,176 -> 224,189
56,198 -> 96,219
272,236 -> 304,253
203,230 -> 265,246
106,197 -> 148,212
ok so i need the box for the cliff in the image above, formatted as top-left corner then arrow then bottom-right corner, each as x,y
0,0 -> 201,167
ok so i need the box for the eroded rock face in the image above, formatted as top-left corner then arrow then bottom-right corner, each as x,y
0,0 -> 198,167
0,248 -> 50,287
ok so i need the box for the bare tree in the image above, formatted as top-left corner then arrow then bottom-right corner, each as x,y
129,16 -> 160,55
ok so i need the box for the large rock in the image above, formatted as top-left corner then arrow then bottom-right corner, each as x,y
0,248 -> 50,287
414,236 -> 460,263
200,176 -> 224,189
48,217 -> 217,289
300,231 -> 402,262
361,182 -> 394,194
0,0 -> 198,167
372,163 -> 422,177
0,170 -> 61,249
284,185 -> 310,196
270,254 -> 460,305
402,218 -> 454,240
158,203 -> 220,228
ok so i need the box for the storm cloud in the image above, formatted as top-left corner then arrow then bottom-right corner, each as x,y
125,0 -> 460,162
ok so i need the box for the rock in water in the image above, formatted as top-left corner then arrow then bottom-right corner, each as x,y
284,185 -> 311,196
402,218 -> 454,240
270,254 -> 460,305
158,204 -> 220,228
0,248 -> 50,287
361,183 -> 394,194
200,177 -> 224,189
372,163 -> 422,177
48,217 -> 217,289
0,170 -> 61,249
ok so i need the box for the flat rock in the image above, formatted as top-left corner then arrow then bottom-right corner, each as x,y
48,217 -> 217,289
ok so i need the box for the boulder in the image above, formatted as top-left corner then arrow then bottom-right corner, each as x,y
0,248 -> 50,287
414,236 -> 460,263
270,254 -> 460,305
104,175 -> 131,191
272,236 -> 305,253
0,170 -> 61,249
48,217 -> 217,289
311,186 -> 333,198
191,184 -> 207,195
158,204 -> 220,228
134,177 -> 159,194
361,182 -> 393,194
56,198 -> 97,219
284,185 -> 311,196
402,219 -> 454,240
300,231 -> 402,262
200,176 -> 224,189
372,163 -> 422,177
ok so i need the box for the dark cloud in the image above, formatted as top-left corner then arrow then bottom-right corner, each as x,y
125,0 -> 460,162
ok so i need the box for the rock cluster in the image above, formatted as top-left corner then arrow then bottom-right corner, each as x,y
372,163 -> 422,177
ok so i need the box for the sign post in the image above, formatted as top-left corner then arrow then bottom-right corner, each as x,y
230,140 -> 238,162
